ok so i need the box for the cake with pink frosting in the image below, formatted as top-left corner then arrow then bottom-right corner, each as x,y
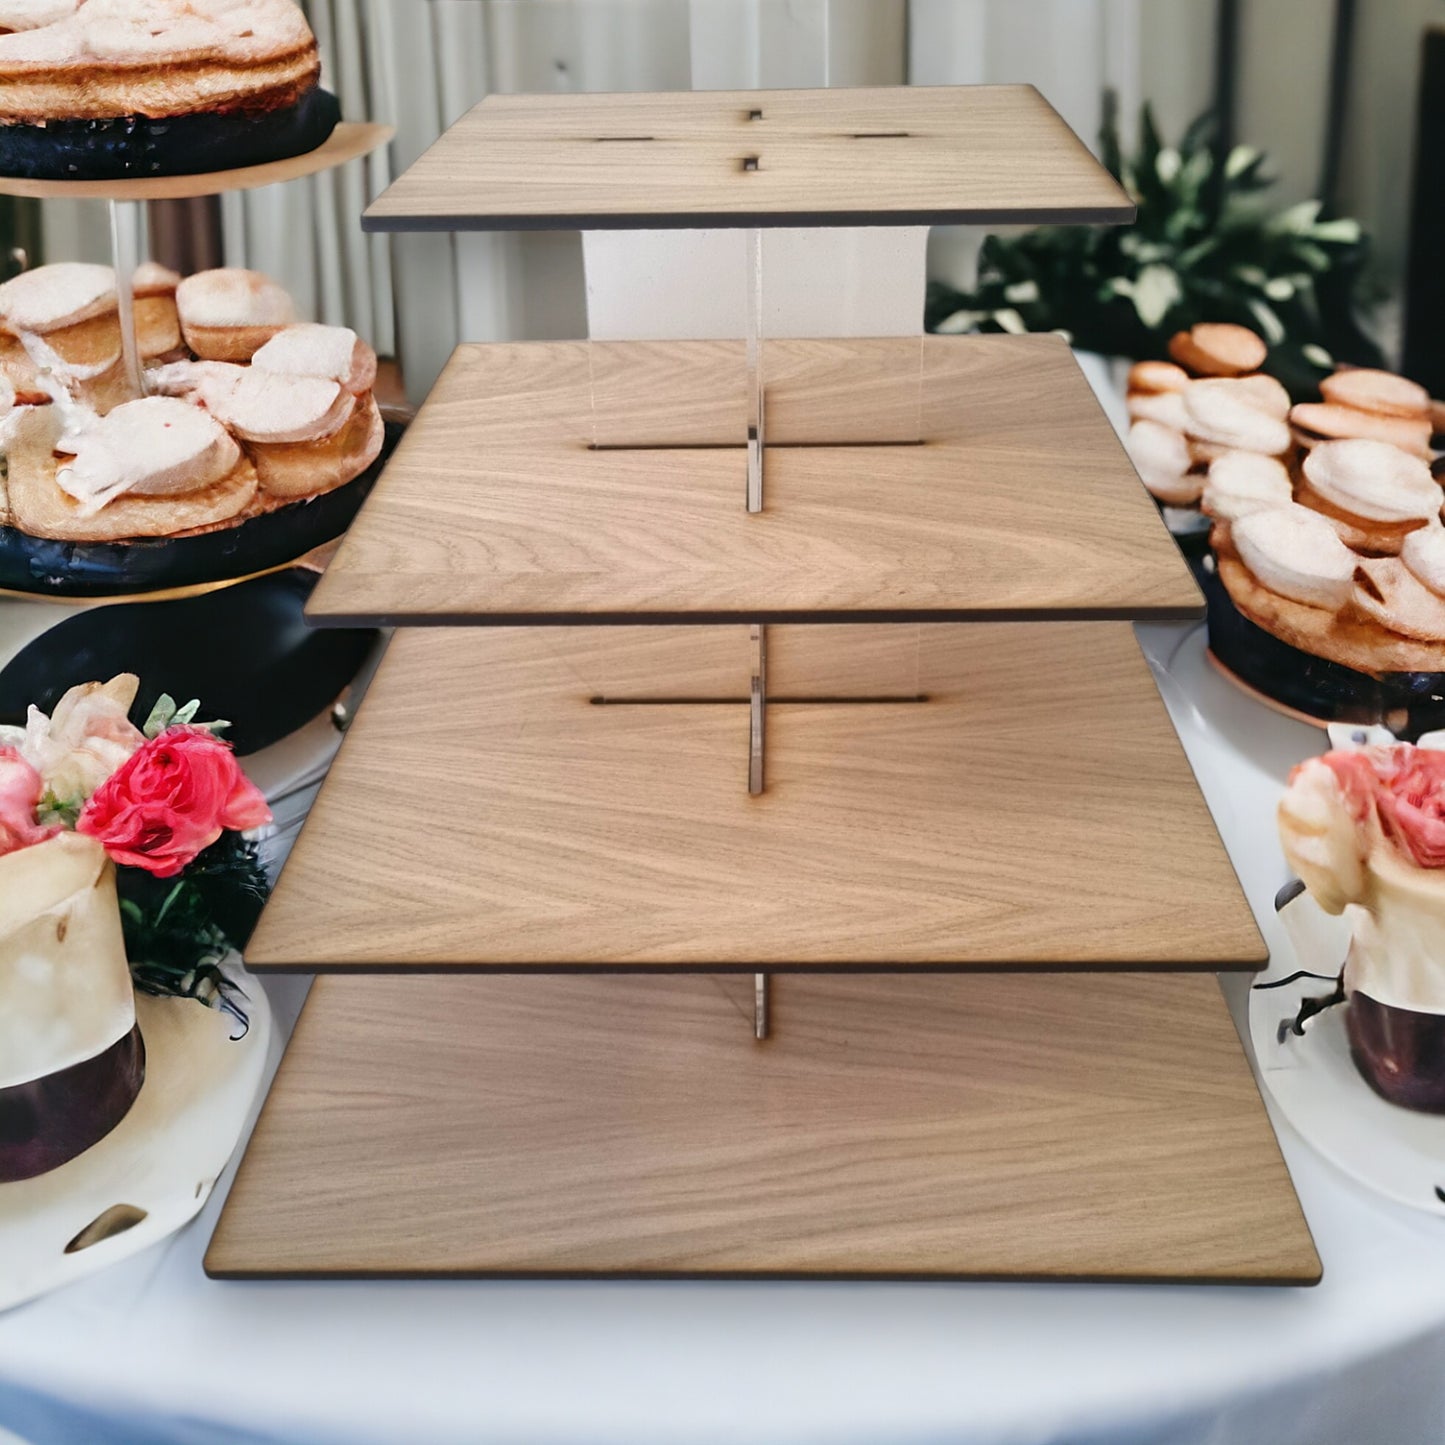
0,0 -> 339,180
1280,741 -> 1445,1111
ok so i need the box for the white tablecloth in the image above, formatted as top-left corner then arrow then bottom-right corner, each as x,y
4,624 -> 1445,1445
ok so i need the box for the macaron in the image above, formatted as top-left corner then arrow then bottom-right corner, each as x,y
1168,323 -> 1268,378
1127,360 -> 1190,395
1290,401 -> 1432,460
1320,368 -> 1431,421
176,268 -> 297,363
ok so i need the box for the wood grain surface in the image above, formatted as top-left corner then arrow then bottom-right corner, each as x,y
244,622 -> 1266,972
361,85 -> 1133,230
205,970 -> 1319,1282
0,123 -> 393,201
306,334 -> 1204,625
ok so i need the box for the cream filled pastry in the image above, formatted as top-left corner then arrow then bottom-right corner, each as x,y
55,395 -> 241,513
1401,527 -> 1445,598
5,264 -> 385,543
1301,438 -> 1441,530
1201,451 -> 1293,522
0,0 -> 339,181
250,323 -> 377,395
1183,377 -> 1292,456
1230,503 -> 1357,611
1353,556 -> 1445,642
1126,417 -> 1199,505
1126,360 -> 1190,429
176,267 -> 297,361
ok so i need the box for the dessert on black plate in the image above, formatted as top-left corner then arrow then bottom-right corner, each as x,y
0,0 -> 339,181
0,262 -> 387,592
1124,320 -> 1445,733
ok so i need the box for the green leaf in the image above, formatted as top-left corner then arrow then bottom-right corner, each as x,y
172,698 -> 201,725
142,694 -> 178,738
1310,217 -> 1362,244
1130,264 -> 1183,327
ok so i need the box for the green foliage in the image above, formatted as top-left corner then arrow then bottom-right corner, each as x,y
116,831 -> 270,1029
926,95 -> 1385,399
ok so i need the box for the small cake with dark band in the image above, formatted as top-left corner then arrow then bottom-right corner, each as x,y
0,0 -> 339,181
1280,742 -> 1445,1113
0,830 -> 143,1182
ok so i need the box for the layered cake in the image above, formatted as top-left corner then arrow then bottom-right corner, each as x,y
0,263 -> 384,547
0,0 -> 339,180
1279,741 -> 1445,1111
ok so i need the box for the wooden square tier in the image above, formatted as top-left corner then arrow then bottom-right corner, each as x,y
205,970 -> 1319,1283
361,85 -> 1133,231
305,335 -> 1202,626
244,622 -> 1264,973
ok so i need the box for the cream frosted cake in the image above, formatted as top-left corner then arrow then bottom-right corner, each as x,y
1280,740 -> 1445,1111
0,0 -> 339,180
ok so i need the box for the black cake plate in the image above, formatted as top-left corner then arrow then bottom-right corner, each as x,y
0,421 -> 400,599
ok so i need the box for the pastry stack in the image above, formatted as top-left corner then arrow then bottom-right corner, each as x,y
0,264 -> 383,543
1125,323 -> 1288,528
1123,320 -> 1445,726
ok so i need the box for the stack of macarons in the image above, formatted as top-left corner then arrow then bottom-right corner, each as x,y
1126,323 -> 1287,515
1291,368 -> 1434,461
0,264 -> 383,543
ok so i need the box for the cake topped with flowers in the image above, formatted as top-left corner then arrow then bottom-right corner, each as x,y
0,675 -> 270,1181
1280,737 -> 1445,1111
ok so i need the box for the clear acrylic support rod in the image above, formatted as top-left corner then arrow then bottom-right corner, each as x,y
108,199 -> 146,400
745,226 -> 763,513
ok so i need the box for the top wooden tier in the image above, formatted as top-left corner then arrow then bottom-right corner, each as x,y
361,85 -> 1134,232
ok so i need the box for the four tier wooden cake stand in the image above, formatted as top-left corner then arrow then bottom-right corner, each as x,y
206,85 -> 1321,1284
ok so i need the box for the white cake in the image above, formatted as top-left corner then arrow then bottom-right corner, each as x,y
0,831 -> 133,1091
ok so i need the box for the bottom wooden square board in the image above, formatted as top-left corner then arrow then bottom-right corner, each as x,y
207,971 -> 1320,1283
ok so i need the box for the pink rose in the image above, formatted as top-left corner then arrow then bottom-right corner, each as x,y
1319,750 -> 1392,821
76,726 -> 271,878
0,747 -> 60,856
1374,750 -> 1445,870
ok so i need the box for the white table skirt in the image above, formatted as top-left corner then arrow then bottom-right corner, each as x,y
5,624 -> 1445,1445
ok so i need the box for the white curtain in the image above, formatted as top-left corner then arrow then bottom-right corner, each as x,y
34,0 -> 1418,405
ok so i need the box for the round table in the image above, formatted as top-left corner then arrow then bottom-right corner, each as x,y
3,619 -> 1445,1445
